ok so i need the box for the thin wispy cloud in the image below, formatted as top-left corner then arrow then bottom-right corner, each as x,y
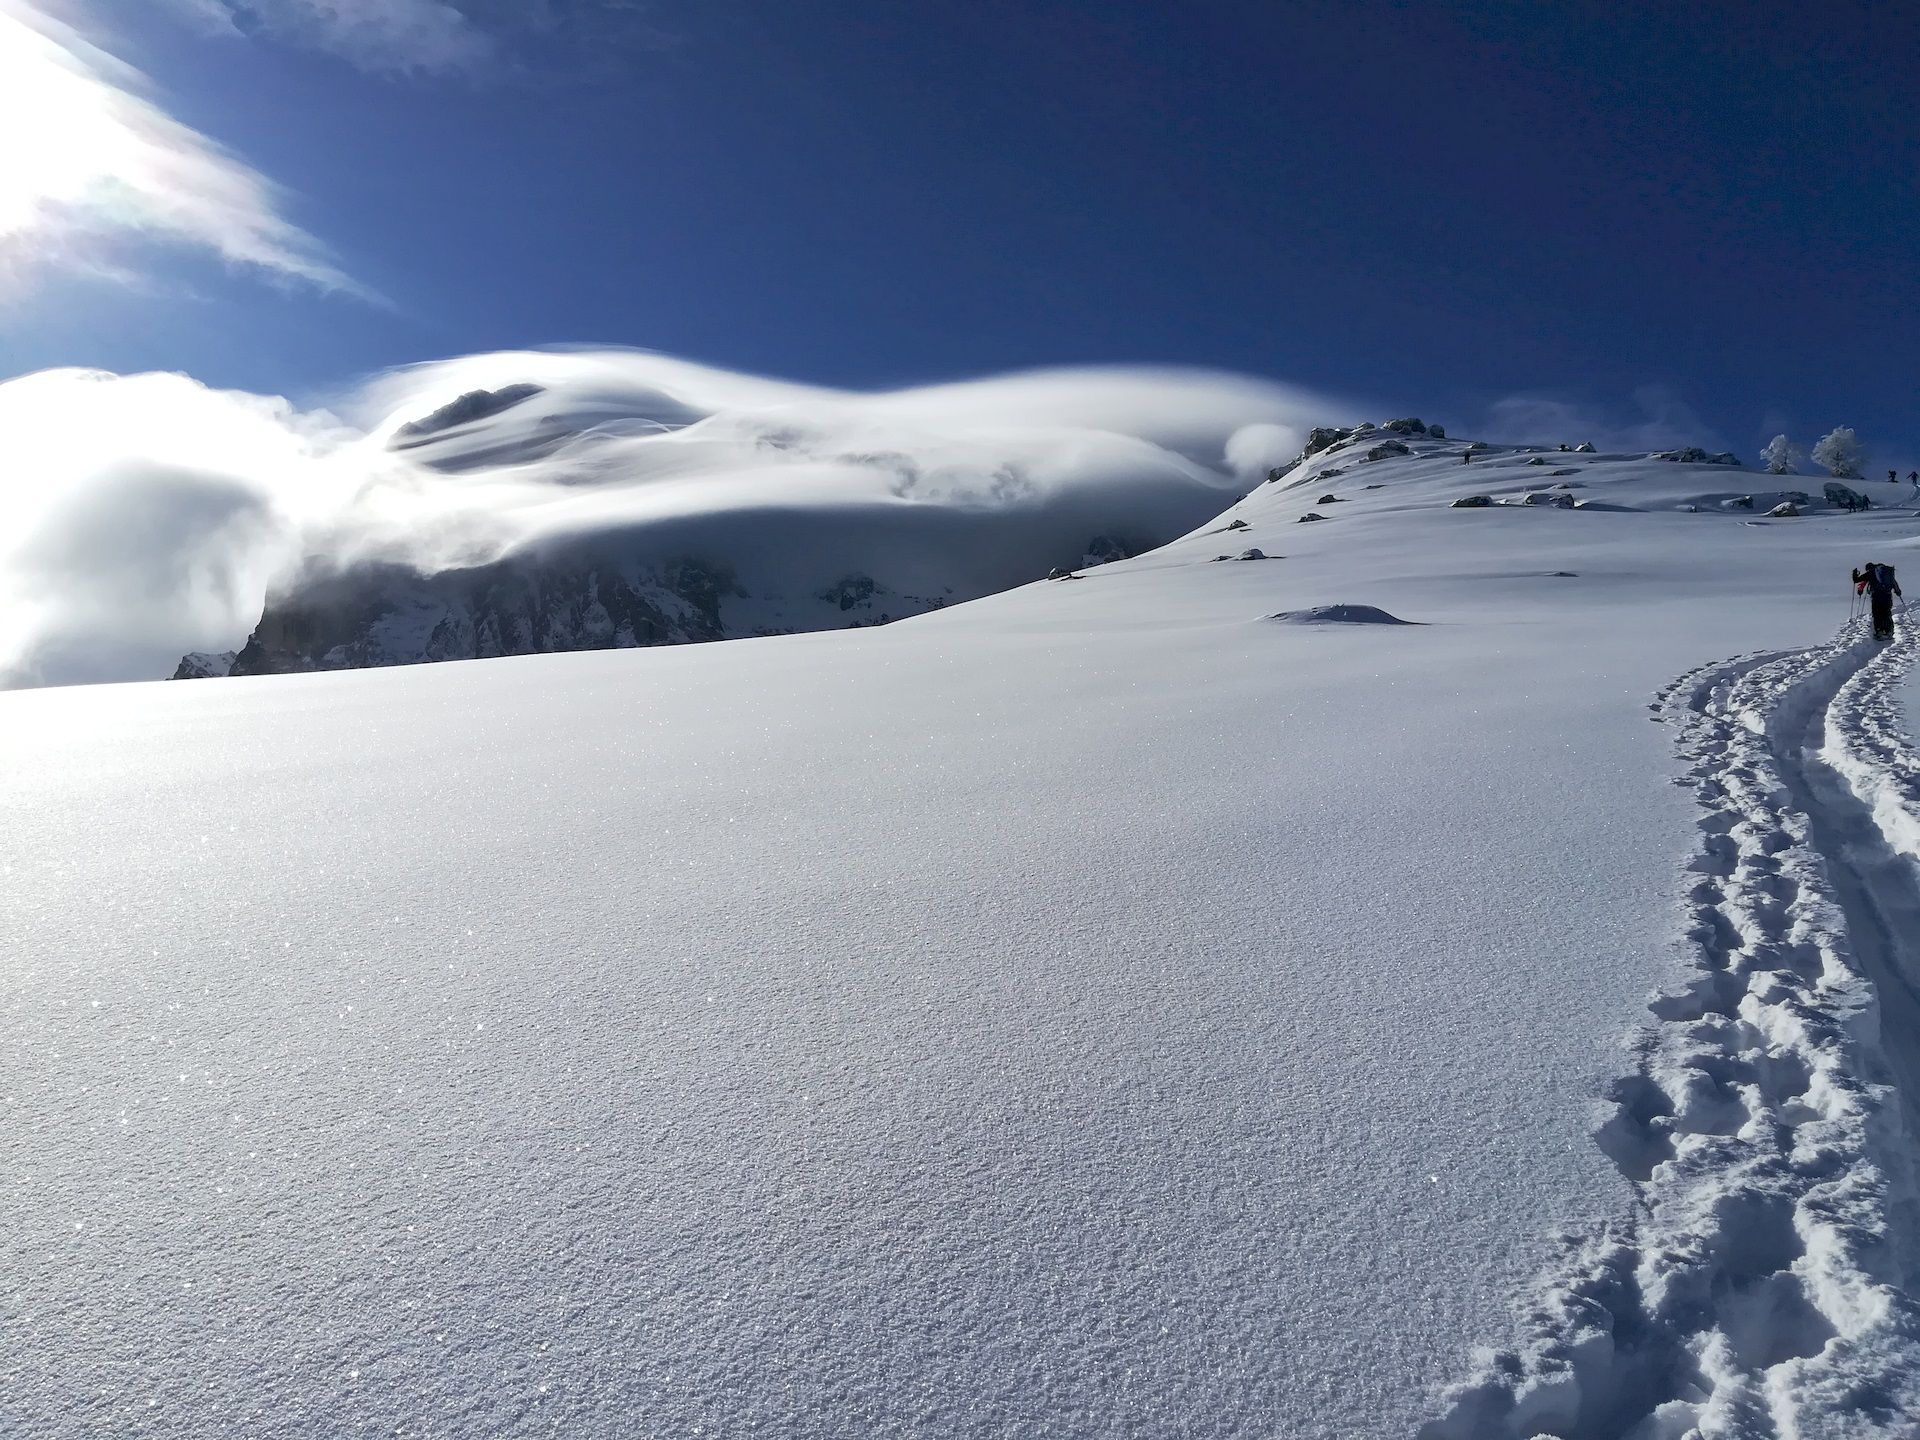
1481,386 -> 1730,455
167,0 -> 494,77
168,0 -> 678,81
0,0 -> 361,299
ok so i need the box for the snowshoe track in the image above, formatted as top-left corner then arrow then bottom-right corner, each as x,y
1423,623 -> 1920,1439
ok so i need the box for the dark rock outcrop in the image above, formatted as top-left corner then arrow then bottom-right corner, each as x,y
224,555 -> 739,677
170,651 -> 238,680
391,384 -> 546,446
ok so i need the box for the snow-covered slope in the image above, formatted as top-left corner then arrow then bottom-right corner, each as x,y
4,427 -> 1916,1438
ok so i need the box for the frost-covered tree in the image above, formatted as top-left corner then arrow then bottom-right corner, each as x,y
1760,434 -> 1802,474
1811,427 -> 1864,479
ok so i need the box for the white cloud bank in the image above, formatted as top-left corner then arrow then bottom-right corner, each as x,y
0,350 -> 1354,688
0,0 -> 356,298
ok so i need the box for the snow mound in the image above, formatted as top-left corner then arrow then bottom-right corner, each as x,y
1267,604 -> 1417,626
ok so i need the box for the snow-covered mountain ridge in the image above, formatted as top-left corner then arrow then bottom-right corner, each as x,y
164,363 -> 1283,677
175,411 -> 1886,681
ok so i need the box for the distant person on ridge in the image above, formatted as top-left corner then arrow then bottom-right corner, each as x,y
1854,562 -> 1902,641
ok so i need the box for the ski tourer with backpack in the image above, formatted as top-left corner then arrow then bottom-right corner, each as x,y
1853,562 -> 1903,641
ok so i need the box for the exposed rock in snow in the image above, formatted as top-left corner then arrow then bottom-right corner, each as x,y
169,650 -> 237,680
1366,440 -> 1412,462
1824,482 -> 1872,512
1304,425 -> 1357,457
818,574 -> 879,612
1768,501 -> 1801,517
1297,512 -> 1327,523
1451,495 -> 1493,508
390,384 -> 545,445
1082,535 -> 1132,567
1574,441 -> 1596,452
1654,446 -> 1742,466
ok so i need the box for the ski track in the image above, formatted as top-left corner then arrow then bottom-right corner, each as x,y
1422,622 -> 1920,1440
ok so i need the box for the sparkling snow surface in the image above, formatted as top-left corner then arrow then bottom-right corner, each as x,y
2,442 -> 1915,1436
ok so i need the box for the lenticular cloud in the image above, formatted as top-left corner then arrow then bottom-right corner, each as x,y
0,349 -> 1354,688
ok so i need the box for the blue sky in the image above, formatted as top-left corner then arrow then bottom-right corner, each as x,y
3,0 -> 1915,462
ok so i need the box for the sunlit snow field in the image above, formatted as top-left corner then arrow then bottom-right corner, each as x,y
3,445 -> 1913,1436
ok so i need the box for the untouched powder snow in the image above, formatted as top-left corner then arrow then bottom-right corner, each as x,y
2,431 -> 1917,1437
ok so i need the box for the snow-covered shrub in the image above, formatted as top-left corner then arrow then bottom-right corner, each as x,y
1812,427 -> 1864,479
1760,434 -> 1801,474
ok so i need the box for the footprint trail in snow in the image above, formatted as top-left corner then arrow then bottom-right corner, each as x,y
1425,622 -> 1920,1440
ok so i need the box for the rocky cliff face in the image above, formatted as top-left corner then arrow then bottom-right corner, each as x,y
188,529 -> 1135,679
225,556 -> 743,676
170,651 -> 238,680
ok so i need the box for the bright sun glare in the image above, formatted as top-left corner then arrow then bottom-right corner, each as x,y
0,6 -> 135,237
0,1 -> 345,295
